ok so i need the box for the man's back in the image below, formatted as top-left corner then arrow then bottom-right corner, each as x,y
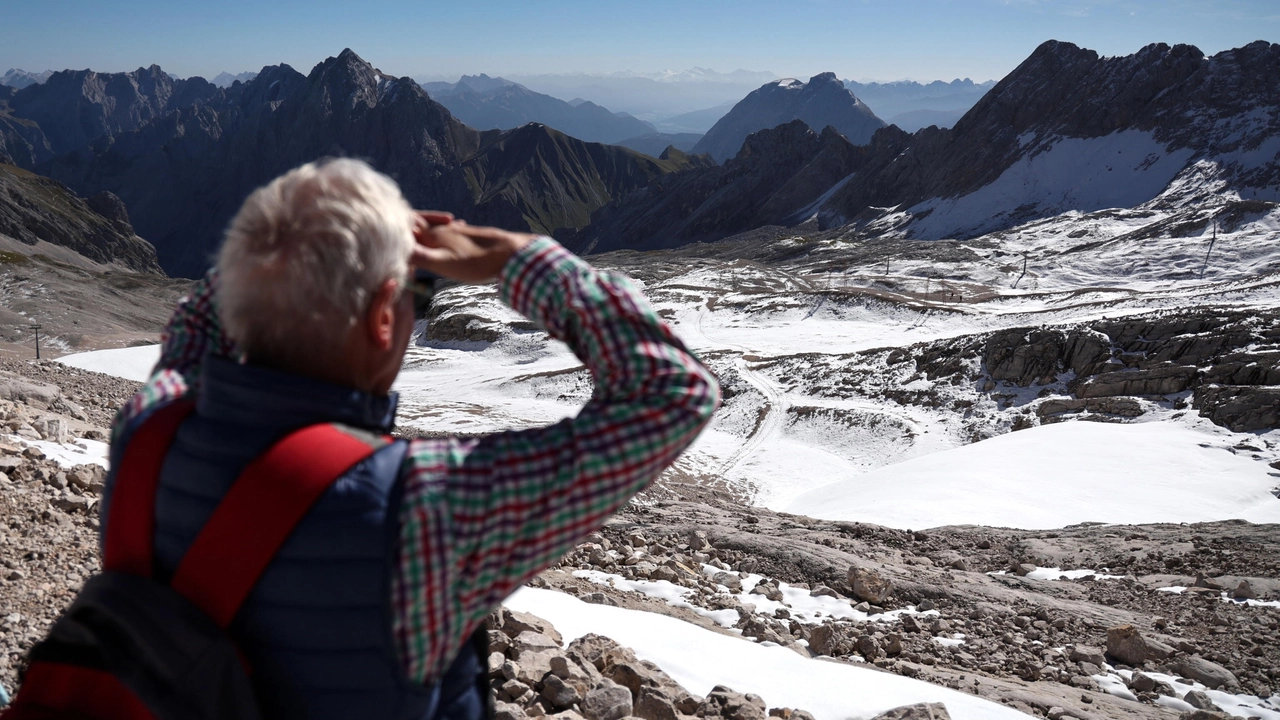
101,160 -> 720,718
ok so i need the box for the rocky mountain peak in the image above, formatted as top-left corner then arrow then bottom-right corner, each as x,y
692,71 -> 886,162
807,71 -> 842,87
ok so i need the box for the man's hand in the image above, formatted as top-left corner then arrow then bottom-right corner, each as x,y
411,217 -> 535,283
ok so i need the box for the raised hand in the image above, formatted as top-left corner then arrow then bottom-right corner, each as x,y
411,216 -> 535,283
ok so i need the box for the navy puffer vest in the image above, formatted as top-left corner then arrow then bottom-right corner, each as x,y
105,356 -> 488,720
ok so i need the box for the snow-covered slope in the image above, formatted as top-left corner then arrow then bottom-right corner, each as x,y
787,420 -> 1280,528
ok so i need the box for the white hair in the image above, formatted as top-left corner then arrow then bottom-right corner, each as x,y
217,158 -> 416,372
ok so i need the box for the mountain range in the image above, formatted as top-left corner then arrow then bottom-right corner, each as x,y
211,70 -> 258,88
575,40 -> 1280,255
3,40 -> 1277,285
691,73 -> 886,162
843,78 -> 996,131
422,74 -> 658,144
0,50 -> 706,277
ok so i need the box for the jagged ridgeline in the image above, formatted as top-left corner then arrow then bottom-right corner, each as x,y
3,40 -> 1278,277
0,50 -> 705,278
577,39 -> 1280,255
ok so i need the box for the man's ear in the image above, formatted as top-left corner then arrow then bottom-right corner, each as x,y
366,278 -> 401,351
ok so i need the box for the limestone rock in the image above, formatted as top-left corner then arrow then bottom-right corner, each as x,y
848,566 -> 892,604
1175,656 -> 1240,690
869,703 -> 952,720
1106,624 -> 1173,665
581,680 -> 633,720
698,685 -> 767,720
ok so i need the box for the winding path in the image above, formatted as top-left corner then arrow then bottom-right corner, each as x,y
692,305 -> 791,478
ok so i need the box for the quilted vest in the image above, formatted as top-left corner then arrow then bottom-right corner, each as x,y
103,356 -> 488,720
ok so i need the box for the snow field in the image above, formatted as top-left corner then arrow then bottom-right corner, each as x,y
505,587 -> 1032,720
787,420 -> 1280,529
54,344 -> 159,383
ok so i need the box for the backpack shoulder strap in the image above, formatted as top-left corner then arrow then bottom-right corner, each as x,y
169,424 -> 388,629
103,400 -> 198,577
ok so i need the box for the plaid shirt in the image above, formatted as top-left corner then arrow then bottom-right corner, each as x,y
112,236 -> 720,685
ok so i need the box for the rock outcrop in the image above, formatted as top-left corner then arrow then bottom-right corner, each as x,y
576,121 -> 877,254
0,162 -> 161,272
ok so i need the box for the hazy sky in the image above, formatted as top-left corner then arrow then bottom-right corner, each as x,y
2,0 -> 1277,83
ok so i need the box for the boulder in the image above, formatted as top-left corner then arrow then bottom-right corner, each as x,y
1106,624 -> 1173,665
514,631 -> 562,656
869,703 -> 952,720
713,572 -> 743,591
983,329 -> 1068,387
1175,656 -> 1239,690
580,680 -> 633,720
848,566 -> 892,604
567,634 -> 621,671
1230,580 -> 1256,600
541,673 -> 588,709
807,624 -> 844,656
514,650 -> 559,686
699,685 -> 766,720
496,701 -> 529,720
1182,691 -> 1217,711
634,685 -> 695,720
503,609 -> 565,645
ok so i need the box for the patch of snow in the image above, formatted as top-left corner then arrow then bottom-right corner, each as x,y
908,130 -> 1196,239
56,345 -> 160,383
505,587 -> 1032,720
1115,669 -> 1280,720
1023,567 -> 1124,581
787,420 -> 1280,529
5,435 -> 109,469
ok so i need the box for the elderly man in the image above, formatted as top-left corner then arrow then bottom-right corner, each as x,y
101,158 -> 720,718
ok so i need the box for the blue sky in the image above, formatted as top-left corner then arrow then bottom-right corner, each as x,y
1,0 -> 1276,83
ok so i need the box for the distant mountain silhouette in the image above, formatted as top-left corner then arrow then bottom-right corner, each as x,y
653,103 -> 735,134
211,71 -> 258,88
576,120 -> 866,254
425,76 -> 656,144
1,69 -> 53,90
10,50 -> 695,276
692,73 -> 886,162
885,108 -> 967,132
614,133 -> 704,157
843,78 -> 995,129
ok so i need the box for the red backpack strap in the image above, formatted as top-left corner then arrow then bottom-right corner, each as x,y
169,425 -> 385,628
103,400 -> 197,577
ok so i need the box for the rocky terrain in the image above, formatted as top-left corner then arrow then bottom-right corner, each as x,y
533,500 -> 1280,720
0,356 -> 139,692
692,73 -> 885,162
0,348 -> 1274,720
0,162 -> 160,273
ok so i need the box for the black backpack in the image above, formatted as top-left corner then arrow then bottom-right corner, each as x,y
2,401 -> 383,719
